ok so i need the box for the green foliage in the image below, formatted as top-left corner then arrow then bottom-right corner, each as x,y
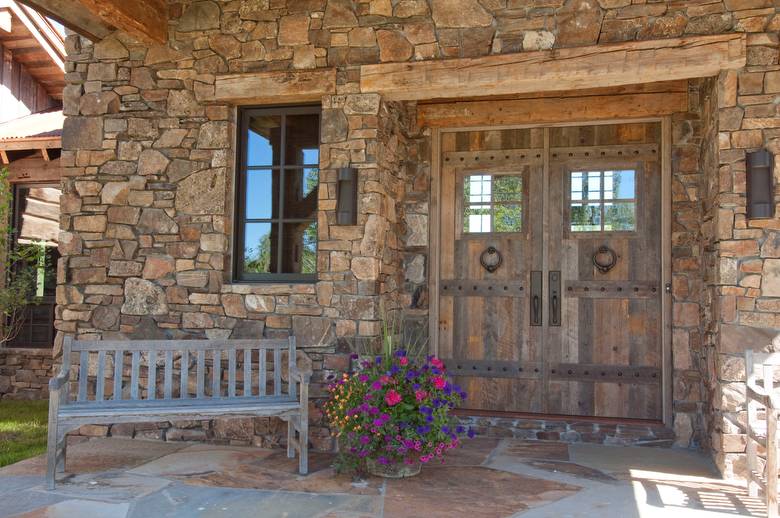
0,168 -> 45,345
0,399 -> 48,467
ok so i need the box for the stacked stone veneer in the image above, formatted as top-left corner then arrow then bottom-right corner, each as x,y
0,348 -> 55,400
55,0 -> 780,477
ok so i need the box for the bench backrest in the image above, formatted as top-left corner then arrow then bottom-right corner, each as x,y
62,337 -> 297,405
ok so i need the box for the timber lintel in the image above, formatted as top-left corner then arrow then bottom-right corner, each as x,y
207,68 -> 337,105
361,33 -> 746,101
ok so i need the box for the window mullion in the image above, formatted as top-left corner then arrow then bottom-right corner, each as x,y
277,113 -> 287,274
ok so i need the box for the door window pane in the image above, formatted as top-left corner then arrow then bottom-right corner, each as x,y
569,170 -> 636,232
463,174 -> 523,234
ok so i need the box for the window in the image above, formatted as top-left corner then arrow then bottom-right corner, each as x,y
570,169 -> 636,232
8,185 -> 60,348
462,173 -> 523,234
236,106 -> 320,282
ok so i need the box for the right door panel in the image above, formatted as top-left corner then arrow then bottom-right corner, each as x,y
545,123 -> 663,420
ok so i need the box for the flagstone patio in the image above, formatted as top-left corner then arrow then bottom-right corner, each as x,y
0,437 -> 767,517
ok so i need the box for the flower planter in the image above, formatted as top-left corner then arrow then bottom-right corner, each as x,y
367,458 -> 422,478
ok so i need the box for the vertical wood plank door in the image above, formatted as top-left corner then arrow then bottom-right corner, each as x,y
436,121 -> 664,420
438,128 -> 545,413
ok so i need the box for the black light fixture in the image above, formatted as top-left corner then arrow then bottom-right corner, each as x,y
746,149 -> 775,219
336,167 -> 358,225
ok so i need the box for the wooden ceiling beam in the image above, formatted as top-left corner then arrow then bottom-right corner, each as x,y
361,33 -> 746,101
14,0 -> 112,41
0,137 -> 61,151
78,0 -> 167,44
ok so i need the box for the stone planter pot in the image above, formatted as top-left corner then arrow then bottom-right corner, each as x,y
366,458 -> 422,478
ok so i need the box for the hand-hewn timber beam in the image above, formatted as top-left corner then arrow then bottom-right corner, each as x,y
361,34 -> 746,101
15,0 -> 113,41
17,0 -> 165,43
418,81 -> 689,128
207,68 -> 337,105
78,0 -> 166,44
0,136 -> 61,151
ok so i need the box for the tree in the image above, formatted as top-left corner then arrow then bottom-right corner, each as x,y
0,168 -> 44,346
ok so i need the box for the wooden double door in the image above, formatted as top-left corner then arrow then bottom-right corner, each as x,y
436,121 -> 665,420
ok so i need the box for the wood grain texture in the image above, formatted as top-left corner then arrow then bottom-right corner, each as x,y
209,68 -> 337,105
77,0 -> 166,44
361,34 -> 745,101
419,90 -> 687,128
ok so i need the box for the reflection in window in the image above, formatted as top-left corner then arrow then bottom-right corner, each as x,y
238,106 -> 320,281
9,185 -> 60,348
570,170 -> 636,232
463,174 -> 522,234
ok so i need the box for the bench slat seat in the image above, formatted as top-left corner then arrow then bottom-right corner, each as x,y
47,336 -> 310,489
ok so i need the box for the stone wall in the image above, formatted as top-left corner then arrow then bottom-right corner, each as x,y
707,38 -> 780,479
0,348 -> 55,400
57,0 -> 780,473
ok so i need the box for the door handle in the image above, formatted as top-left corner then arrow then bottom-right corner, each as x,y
549,271 -> 561,326
533,295 -> 540,324
530,271 -> 542,326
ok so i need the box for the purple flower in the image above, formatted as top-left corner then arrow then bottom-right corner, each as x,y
377,456 -> 390,465
390,365 -> 400,375
373,418 -> 385,427
442,426 -> 450,434
406,371 -> 418,381
350,353 -> 359,360
375,356 -> 383,365
456,425 -> 465,434
412,382 -> 421,390
380,413 -> 391,422
395,349 -> 407,358
420,406 -> 432,415
358,374 -> 369,383
425,415 -> 434,423
360,435 -> 371,445
467,428 -> 476,439
371,381 -> 383,391
369,406 -> 380,415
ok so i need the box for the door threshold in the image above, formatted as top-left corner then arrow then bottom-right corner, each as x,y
453,409 -> 664,427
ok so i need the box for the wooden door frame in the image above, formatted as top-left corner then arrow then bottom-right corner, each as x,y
429,116 -> 674,426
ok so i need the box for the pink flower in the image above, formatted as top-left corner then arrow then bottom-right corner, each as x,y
415,390 -> 428,402
432,376 -> 446,390
385,389 -> 402,406
430,357 -> 445,370
399,357 -> 409,366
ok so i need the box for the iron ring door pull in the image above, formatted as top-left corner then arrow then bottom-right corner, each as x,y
480,246 -> 502,273
593,246 -> 618,274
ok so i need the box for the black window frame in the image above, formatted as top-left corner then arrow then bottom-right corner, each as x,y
234,105 -> 321,283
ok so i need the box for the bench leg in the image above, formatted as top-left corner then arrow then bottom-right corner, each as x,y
299,419 -> 308,476
287,417 -> 295,459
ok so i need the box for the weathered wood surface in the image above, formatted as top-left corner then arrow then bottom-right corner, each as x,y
745,350 -> 780,518
77,0 -> 165,44
209,68 -> 336,105
47,336 -> 312,488
418,82 -> 689,128
15,0 -> 112,41
436,122 -> 664,419
362,34 -> 745,101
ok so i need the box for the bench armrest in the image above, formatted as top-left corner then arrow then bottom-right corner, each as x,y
290,365 -> 312,384
49,368 -> 70,391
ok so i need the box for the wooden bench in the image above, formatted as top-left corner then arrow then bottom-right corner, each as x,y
746,350 -> 780,518
47,337 -> 311,489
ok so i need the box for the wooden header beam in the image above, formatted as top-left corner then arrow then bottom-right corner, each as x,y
417,81 -> 689,128
207,68 -> 337,105
0,136 -> 61,151
361,33 -> 746,101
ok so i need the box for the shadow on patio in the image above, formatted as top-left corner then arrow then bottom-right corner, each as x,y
0,437 -> 767,517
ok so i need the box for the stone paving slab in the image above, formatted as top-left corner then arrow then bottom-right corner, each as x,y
0,437 -> 769,518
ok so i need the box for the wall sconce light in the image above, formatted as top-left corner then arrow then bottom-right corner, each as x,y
746,149 -> 775,219
336,167 -> 358,225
